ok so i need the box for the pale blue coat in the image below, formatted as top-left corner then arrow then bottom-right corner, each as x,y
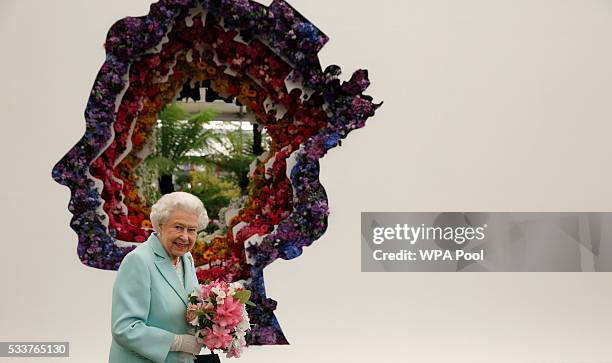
109,233 -> 200,363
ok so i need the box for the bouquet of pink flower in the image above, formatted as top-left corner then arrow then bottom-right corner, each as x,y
187,280 -> 254,359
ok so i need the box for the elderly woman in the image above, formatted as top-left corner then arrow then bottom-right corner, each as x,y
109,192 -> 208,363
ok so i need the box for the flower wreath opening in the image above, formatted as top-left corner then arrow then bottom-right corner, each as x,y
52,0 -> 381,346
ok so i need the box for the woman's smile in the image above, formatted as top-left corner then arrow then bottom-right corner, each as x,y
173,240 -> 190,249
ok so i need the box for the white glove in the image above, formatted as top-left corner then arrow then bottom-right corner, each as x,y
170,334 -> 203,355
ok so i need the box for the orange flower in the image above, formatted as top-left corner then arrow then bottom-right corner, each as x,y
203,250 -> 214,260
196,60 -> 208,70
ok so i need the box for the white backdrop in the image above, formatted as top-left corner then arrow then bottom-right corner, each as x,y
1,0 -> 612,362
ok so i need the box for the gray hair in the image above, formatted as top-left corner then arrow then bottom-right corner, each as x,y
150,192 -> 209,232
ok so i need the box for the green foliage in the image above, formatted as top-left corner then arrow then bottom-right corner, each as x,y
189,169 -> 241,220
135,159 -> 162,206
155,103 -> 219,170
138,103 -> 218,205
233,289 -> 252,304
206,126 -> 270,193
136,102 -> 270,215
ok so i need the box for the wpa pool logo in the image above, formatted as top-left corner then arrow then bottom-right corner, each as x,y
419,249 -> 484,261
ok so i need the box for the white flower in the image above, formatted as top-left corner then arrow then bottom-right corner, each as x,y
239,308 -> 250,326
234,328 -> 246,341
189,286 -> 200,299
237,321 -> 250,331
237,314 -> 250,331
210,286 -> 226,305
229,281 -> 243,290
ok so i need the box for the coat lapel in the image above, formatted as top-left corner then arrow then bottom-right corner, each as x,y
182,253 -> 198,297
148,234 -> 189,306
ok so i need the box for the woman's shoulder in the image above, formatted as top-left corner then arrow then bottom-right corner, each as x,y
120,242 -> 156,267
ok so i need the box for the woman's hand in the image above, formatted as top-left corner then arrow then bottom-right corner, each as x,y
170,334 -> 203,355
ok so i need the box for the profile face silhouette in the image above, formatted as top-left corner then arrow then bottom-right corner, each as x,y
52,0 -> 379,345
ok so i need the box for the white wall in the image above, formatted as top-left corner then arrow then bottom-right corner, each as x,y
1,0 -> 612,362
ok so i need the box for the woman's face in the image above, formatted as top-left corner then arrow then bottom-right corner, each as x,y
158,208 -> 199,260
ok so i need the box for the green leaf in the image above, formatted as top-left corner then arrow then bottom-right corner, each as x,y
233,290 -> 252,304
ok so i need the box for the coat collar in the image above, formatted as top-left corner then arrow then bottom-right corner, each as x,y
148,232 -> 194,263
148,232 -> 171,259
147,233 -> 194,306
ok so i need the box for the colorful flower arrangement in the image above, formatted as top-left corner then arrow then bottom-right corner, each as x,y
52,0 -> 380,345
188,280 -> 253,358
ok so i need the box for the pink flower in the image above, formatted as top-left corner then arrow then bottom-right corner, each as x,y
186,304 -> 199,325
201,325 -> 233,350
213,296 -> 243,329
226,346 -> 241,358
200,284 -> 213,298
203,302 -> 215,312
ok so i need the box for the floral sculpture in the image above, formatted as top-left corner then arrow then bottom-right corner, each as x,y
52,0 -> 380,345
